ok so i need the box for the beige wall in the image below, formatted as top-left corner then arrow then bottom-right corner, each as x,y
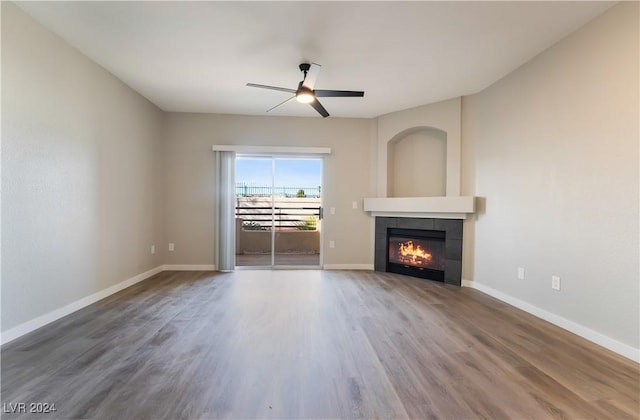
1,3 -> 165,331
460,98 -> 477,282
162,113 -> 375,267
390,130 -> 447,197
464,3 -> 639,349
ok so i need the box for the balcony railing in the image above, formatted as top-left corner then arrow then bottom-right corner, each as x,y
236,182 -> 321,198
236,206 -> 321,230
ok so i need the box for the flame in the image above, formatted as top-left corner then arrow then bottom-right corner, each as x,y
398,241 -> 432,265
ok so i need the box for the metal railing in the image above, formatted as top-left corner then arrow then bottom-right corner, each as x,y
236,206 -> 321,230
236,183 -> 321,198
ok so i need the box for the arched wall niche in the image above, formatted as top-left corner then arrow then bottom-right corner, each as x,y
375,97 -> 461,197
387,126 -> 447,197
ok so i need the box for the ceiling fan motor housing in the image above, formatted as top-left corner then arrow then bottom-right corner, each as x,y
299,63 -> 311,74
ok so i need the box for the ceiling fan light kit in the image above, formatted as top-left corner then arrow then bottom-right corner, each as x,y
247,63 -> 364,118
295,88 -> 315,104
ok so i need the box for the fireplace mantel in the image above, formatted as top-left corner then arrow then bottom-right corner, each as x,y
363,196 -> 475,220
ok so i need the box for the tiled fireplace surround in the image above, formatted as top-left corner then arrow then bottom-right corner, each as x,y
374,217 -> 463,286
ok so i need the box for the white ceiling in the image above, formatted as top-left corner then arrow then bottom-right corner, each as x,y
16,1 -> 613,119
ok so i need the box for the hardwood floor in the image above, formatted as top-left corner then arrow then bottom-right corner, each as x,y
2,270 -> 638,419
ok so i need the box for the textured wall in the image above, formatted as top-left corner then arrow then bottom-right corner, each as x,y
466,3 -> 639,349
1,3 -> 165,331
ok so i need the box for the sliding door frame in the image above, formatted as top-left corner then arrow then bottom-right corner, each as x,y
213,145 -> 331,271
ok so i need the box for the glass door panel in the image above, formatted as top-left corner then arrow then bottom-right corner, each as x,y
273,158 -> 322,267
235,157 -> 274,267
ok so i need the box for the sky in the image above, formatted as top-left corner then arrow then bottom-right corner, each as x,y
236,157 -> 322,190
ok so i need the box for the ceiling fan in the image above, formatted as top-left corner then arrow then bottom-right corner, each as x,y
246,63 -> 364,118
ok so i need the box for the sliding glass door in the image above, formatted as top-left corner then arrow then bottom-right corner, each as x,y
234,157 -> 273,267
235,156 -> 322,268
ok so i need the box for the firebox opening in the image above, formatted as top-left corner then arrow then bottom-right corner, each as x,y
387,228 -> 446,282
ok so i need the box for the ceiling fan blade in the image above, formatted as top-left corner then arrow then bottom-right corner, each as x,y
266,96 -> 296,113
246,83 -> 296,94
314,89 -> 365,98
310,98 -> 330,118
302,63 -> 321,90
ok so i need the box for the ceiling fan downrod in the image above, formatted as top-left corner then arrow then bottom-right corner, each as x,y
299,63 -> 311,80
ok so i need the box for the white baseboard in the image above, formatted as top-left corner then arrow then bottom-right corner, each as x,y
1,265 -> 164,345
162,264 -> 216,271
323,264 -> 374,270
462,279 -> 640,363
1,264 -> 219,345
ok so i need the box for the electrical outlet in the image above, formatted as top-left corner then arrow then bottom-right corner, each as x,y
517,267 -> 525,280
330,207 -> 336,215
552,275 -> 561,291
151,245 -> 155,254
169,243 -> 175,251
352,201 -> 358,209
329,240 -> 335,249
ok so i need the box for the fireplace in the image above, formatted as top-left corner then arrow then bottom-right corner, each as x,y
375,217 -> 463,286
387,228 -> 446,282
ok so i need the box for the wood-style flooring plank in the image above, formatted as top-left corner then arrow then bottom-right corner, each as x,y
1,270 -> 638,419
